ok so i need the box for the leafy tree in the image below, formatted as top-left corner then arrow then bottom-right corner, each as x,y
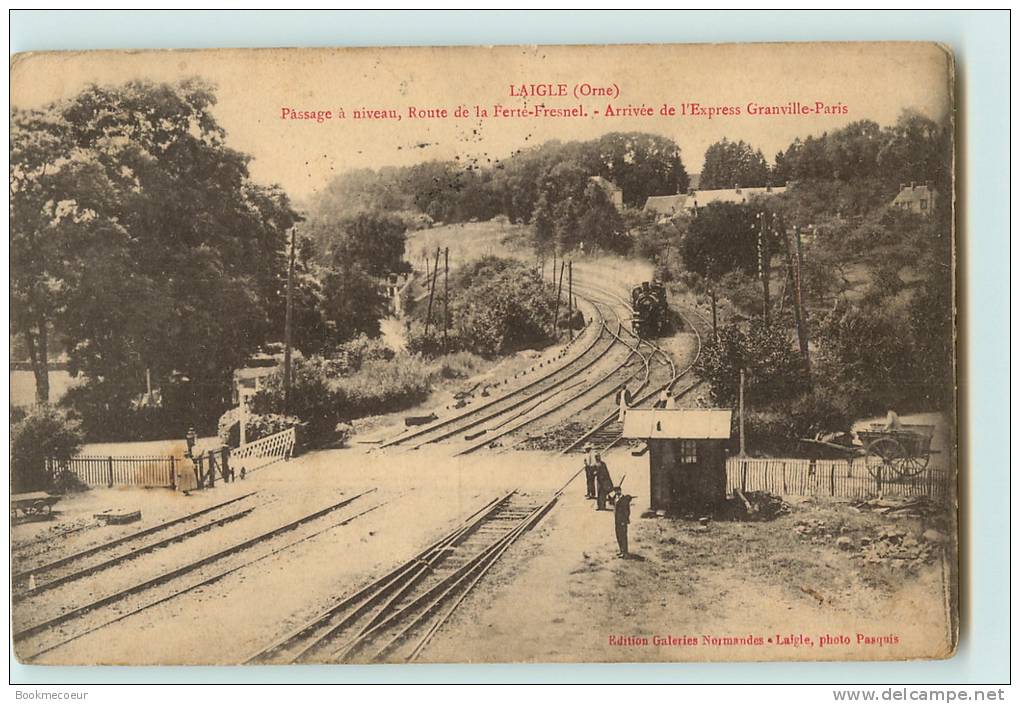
699,138 -> 770,190
813,300 -> 918,415
681,202 -> 762,279
320,262 -> 388,344
694,320 -> 809,407
11,404 -> 83,492
12,80 -> 300,427
531,192 -> 556,259
590,132 -> 689,208
578,181 -> 628,253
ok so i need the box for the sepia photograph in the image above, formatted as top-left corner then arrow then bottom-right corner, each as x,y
10,40 -> 959,667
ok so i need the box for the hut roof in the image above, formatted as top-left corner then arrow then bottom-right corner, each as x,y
622,409 -> 732,439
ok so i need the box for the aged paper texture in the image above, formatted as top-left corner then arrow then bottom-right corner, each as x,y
10,43 -> 956,665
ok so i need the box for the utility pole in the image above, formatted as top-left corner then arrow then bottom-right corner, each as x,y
784,224 -> 810,371
758,211 -> 771,324
738,368 -> 746,457
283,225 -> 296,414
552,261 -> 565,334
442,247 -> 450,353
794,224 -> 810,371
423,246 -> 441,338
567,260 -> 573,341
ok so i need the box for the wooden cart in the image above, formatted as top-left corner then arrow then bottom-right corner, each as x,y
859,423 -> 937,478
11,491 -> 60,519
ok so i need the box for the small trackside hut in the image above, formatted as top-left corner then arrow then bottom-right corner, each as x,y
622,409 -> 733,514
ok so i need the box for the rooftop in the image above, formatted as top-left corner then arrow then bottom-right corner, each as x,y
622,409 -> 733,439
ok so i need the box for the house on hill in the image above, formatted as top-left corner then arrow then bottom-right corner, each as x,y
892,182 -> 936,217
588,176 -> 624,209
643,184 -> 785,221
644,194 -> 690,219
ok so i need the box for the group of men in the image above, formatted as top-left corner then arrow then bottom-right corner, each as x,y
582,442 -> 634,559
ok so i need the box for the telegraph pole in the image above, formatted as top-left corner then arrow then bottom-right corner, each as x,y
283,225 -> 296,414
567,260 -> 573,340
442,247 -> 450,353
424,246 -> 441,338
738,368 -> 746,457
552,261 -> 565,334
784,224 -> 810,370
793,224 -> 810,371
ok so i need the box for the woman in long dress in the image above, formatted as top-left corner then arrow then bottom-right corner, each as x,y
176,453 -> 199,494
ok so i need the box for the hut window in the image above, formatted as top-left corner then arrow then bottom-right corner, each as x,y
679,440 -> 698,463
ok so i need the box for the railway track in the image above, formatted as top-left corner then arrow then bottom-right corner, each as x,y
458,312 -> 652,455
380,296 -> 634,451
12,492 -> 261,601
243,278 -> 674,665
16,489 -> 385,662
245,490 -> 556,664
558,284 -> 710,456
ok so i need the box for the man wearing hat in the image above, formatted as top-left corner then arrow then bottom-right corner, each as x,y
593,453 -> 614,511
614,488 -> 634,558
582,443 -> 597,499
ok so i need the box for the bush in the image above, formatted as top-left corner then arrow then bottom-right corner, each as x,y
248,357 -> 337,445
330,334 -> 395,374
695,319 -> 809,406
334,355 -> 434,419
408,258 -> 556,357
433,352 -> 487,380
12,404 -> 84,493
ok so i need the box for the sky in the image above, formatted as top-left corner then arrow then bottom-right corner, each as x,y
11,43 -> 953,205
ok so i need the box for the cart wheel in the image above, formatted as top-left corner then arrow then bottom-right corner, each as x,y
864,437 -> 905,480
897,451 -> 930,477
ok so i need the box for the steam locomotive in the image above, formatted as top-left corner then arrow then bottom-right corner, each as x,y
630,281 -> 669,337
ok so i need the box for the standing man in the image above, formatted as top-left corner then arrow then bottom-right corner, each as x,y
185,426 -> 198,458
656,388 -> 669,409
582,442 -> 597,499
614,490 -> 634,558
616,385 -> 632,423
593,453 -> 614,511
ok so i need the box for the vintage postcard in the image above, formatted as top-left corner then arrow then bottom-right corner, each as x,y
10,42 -> 956,665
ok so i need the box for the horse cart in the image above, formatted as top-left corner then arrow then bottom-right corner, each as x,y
799,423 -> 937,480
859,423 -> 937,479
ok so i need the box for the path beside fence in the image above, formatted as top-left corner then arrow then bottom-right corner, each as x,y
726,457 -> 953,500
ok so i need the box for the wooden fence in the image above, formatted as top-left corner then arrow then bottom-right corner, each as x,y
51,455 -> 177,488
726,457 -> 953,500
232,426 -> 297,474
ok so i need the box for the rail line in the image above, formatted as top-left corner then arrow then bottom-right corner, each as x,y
560,295 -> 709,456
245,490 -> 557,664
12,491 -> 259,584
383,297 -> 634,451
377,296 -> 609,449
16,489 -> 382,661
455,312 -> 651,455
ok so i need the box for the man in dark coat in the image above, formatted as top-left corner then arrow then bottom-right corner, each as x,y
593,453 -> 613,511
614,490 -> 634,558
582,443 -> 596,499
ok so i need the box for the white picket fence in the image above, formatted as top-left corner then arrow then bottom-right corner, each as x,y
232,426 -> 297,474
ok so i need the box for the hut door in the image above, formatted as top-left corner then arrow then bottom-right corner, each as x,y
671,440 -> 699,510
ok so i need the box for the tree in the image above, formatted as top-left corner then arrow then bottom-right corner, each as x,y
699,138 -> 770,190
681,202 -> 762,279
530,192 -> 555,259
593,132 -> 689,207
694,320 -> 809,406
12,80 -> 301,429
578,181 -> 627,253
